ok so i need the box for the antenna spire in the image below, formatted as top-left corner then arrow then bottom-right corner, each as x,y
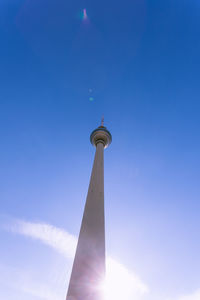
101,115 -> 104,127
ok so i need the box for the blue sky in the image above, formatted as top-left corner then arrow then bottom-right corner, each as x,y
0,0 -> 200,299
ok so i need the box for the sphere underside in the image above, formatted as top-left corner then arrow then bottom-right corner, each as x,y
90,126 -> 112,148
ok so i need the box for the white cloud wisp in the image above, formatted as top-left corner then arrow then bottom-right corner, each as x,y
8,219 -> 77,259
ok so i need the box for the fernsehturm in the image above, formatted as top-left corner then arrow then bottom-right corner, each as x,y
66,121 -> 112,300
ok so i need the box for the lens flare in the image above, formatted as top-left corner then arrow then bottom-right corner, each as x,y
83,8 -> 88,20
83,9 -> 87,19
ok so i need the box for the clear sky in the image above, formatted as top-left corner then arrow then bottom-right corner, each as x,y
0,0 -> 200,300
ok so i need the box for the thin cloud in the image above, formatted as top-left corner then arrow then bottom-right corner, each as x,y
3,219 -> 200,300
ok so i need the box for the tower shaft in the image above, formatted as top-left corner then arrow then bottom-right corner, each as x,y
66,142 -> 105,300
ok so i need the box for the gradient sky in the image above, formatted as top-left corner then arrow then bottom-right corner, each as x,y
0,0 -> 200,299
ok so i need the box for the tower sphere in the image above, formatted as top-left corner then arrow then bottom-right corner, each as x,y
90,125 -> 112,148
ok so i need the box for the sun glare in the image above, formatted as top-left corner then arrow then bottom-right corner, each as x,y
102,258 -> 148,300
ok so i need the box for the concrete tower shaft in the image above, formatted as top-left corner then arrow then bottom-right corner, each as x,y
66,124 -> 111,300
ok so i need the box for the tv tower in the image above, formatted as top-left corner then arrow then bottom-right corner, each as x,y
66,120 -> 112,300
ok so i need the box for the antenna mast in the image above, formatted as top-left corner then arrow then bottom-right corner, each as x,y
101,115 -> 104,127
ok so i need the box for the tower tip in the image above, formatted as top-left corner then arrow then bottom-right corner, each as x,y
101,115 -> 104,127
